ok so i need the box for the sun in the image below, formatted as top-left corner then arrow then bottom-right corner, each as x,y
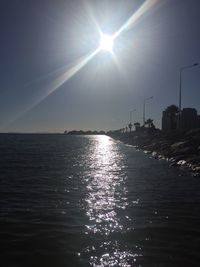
99,33 -> 114,53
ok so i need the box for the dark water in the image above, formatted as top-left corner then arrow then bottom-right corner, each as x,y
0,134 -> 200,267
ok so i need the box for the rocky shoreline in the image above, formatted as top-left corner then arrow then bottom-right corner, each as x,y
109,128 -> 200,176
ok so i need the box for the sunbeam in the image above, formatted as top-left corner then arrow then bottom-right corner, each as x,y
113,0 -> 159,39
2,48 -> 100,130
49,47 -> 100,96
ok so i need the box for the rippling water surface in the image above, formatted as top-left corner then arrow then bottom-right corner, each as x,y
0,134 -> 200,267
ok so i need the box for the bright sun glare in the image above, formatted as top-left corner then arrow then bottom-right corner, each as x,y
14,0 -> 159,123
99,33 -> 114,53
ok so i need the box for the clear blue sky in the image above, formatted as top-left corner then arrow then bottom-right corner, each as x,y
0,0 -> 200,132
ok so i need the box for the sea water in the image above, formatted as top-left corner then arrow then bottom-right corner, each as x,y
0,134 -> 200,266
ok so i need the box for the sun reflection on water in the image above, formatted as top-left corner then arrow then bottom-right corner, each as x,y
85,135 -> 126,235
83,135 -> 138,266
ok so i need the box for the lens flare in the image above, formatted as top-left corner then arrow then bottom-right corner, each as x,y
2,48 -> 100,130
4,0 -> 160,130
114,0 -> 159,39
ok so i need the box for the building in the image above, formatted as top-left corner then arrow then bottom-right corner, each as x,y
162,110 -> 177,131
198,115 -> 200,128
180,108 -> 198,130
162,106 -> 199,131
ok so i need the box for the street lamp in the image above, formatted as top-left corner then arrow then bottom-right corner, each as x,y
128,109 -> 136,133
143,96 -> 153,126
129,109 -> 136,124
178,63 -> 199,128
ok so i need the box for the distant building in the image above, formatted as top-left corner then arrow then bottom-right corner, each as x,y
162,110 -> 177,131
162,106 -> 199,131
198,115 -> 200,128
162,110 -> 169,130
180,108 -> 198,130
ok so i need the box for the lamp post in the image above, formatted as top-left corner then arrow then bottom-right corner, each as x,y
128,109 -> 136,133
178,63 -> 198,128
143,96 -> 153,126
130,109 -> 136,124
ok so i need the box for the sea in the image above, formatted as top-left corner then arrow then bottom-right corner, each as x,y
0,134 -> 200,267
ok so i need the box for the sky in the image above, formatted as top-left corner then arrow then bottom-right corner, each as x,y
0,0 -> 200,133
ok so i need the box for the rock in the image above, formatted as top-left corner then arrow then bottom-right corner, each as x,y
173,146 -> 195,156
184,128 -> 200,137
152,151 -> 158,158
168,155 -> 184,166
143,142 -> 158,151
185,156 -> 198,164
170,141 -> 189,149
158,155 -> 165,160
194,166 -> 200,172
177,160 -> 187,166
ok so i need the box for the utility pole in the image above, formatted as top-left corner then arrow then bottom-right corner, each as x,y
143,96 -> 153,126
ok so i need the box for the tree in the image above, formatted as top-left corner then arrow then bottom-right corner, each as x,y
165,104 -> 179,114
145,118 -> 153,128
128,123 -> 132,133
134,122 -> 140,131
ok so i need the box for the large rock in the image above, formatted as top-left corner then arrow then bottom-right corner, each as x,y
172,146 -> 195,156
170,141 -> 189,150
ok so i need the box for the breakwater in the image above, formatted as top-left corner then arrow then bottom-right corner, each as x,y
109,128 -> 200,175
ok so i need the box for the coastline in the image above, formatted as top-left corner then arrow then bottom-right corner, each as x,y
108,129 -> 200,176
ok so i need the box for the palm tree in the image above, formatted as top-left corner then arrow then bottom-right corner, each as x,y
128,123 -> 132,133
145,118 -> 153,128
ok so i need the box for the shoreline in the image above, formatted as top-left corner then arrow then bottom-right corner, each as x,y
108,129 -> 200,177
